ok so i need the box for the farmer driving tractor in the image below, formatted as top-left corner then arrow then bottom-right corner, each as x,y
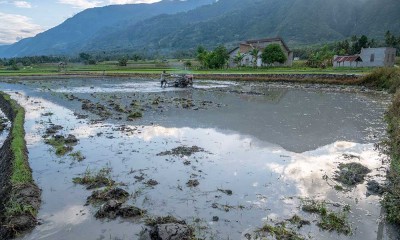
160,71 -> 193,88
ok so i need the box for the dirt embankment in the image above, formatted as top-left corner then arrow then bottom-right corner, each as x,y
0,72 -> 362,85
0,92 -> 41,239
194,73 -> 361,84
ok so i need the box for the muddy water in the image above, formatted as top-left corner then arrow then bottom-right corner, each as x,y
0,78 -> 398,240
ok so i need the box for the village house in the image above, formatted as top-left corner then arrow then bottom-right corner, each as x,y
333,47 -> 397,68
228,37 -> 293,67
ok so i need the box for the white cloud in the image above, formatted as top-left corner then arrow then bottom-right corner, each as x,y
0,0 -> 32,8
58,0 -> 103,9
108,0 -> 160,4
14,1 -> 32,8
57,0 -> 160,9
0,12 -> 43,44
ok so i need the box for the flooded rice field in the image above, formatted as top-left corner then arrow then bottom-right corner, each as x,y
0,78 -> 398,240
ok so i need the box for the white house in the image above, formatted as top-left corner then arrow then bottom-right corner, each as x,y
229,37 -> 293,67
359,47 -> 396,67
333,47 -> 396,68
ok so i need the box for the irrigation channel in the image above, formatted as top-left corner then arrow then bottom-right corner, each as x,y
0,78 -> 398,240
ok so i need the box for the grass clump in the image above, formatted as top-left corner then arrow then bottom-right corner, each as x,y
45,137 -> 72,156
5,200 -> 37,218
127,111 -> 142,120
69,151 -> 85,161
334,162 -> 370,186
286,214 -> 311,229
318,211 -> 351,235
256,223 -> 305,240
301,199 -> 351,235
73,167 -> 114,189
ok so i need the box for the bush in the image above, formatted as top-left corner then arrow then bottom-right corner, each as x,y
382,89 -> 400,224
118,57 -> 128,66
360,68 -> 400,93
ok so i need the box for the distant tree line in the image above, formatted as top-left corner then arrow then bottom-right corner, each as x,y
0,56 -> 67,67
384,31 -> 400,54
292,31 -> 400,68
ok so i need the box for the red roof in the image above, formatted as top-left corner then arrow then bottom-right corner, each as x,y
334,56 -> 362,62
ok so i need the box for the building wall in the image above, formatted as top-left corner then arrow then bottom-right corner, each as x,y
359,47 -> 396,67
229,41 -> 293,67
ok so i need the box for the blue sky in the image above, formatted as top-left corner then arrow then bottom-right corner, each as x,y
0,0 -> 160,45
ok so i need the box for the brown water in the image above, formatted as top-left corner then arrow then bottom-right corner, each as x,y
0,78 -> 398,240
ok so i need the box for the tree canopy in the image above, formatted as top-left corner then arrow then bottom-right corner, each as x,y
261,44 -> 287,65
196,45 -> 229,69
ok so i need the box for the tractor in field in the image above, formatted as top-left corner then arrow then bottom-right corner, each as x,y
161,72 -> 193,88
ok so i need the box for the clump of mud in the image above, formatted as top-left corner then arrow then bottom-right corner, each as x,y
44,124 -> 63,136
3,183 -> 42,235
186,179 -> 199,187
44,134 -> 78,156
86,187 -> 129,205
0,117 -> 8,132
217,189 -> 233,195
140,216 -> 194,240
73,168 -> 115,190
145,179 -> 159,187
334,162 -> 371,186
301,198 -> 352,235
366,180 -> 386,195
81,99 -> 111,118
157,145 -> 205,157
95,200 -> 146,219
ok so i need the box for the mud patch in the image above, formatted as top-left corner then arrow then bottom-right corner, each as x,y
86,187 -> 129,205
141,216 -> 194,240
334,162 -> 371,186
94,200 -> 145,219
366,180 -> 385,195
157,145 -> 205,157
73,168 -> 115,190
0,116 -> 8,132
44,134 -> 78,156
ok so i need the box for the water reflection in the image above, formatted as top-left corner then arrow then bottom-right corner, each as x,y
0,79 -> 395,240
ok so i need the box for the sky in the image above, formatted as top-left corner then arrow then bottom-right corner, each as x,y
0,0 -> 160,45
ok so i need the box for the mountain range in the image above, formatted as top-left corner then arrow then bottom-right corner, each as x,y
0,0 -> 399,58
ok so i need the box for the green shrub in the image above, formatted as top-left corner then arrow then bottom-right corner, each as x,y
361,68 -> 400,93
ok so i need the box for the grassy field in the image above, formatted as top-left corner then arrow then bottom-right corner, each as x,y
0,60 -> 377,77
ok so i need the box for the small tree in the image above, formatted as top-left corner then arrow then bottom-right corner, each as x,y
184,60 -> 192,69
233,52 -> 244,68
261,44 -> 287,66
118,57 -> 128,66
249,48 -> 260,67
196,46 -> 209,68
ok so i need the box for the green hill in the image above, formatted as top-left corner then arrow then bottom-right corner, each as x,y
0,0 -> 399,58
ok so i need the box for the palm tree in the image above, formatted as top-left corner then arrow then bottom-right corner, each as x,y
233,52 -> 244,68
249,48 -> 260,67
